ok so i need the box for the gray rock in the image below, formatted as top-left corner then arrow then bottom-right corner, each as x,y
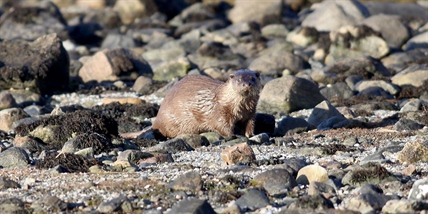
143,44 -> 186,64
361,14 -> 409,48
355,80 -> 400,95
325,25 -> 389,63
117,150 -> 154,165
257,76 -> 325,115
360,153 -> 387,164
132,76 -> 153,94
169,198 -> 216,214
394,118 -> 424,131
320,82 -> 354,101
317,115 -> 352,130
346,191 -> 391,213
325,56 -> 391,80
391,64 -> 428,87
252,168 -> 297,196
228,0 -> 282,25
37,195 -> 68,212
150,138 -> 194,153
381,49 -> 428,73
248,45 -> 306,75
364,1 -> 428,22
382,199 -> 428,214
0,91 -> 17,110
409,179 -> 428,200
397,140 -> 428,163
97,195 -> 133,213
235,188 -> 270,212
101,34 -> 136,49
286,27 -> 319,47
262,24 -> 289,38
61,132 -> 111,155
308,181 -> 336,196
0,2 -> 67,41
345,75 -> 365,91
342,164 -> 397,187
405,31 -> 428,51
357,86 -> 394,99
287,194 -> 334,210
0,177 -> 20,190
0,147 -> 29,168
400,99 -> 422,112
308,100 -> 343,127
153,57 -> 191,81
0,108 -> 29,133
168,3 -> 215,27
176,134 -> 209,149
279,158 -> 308,176
302,0 -> 369,32
168,171 -> 203,192
0,33 -> 69,95
275,116 -> 309,136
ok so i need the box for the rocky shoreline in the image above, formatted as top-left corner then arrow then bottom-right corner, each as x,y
0,0 -> 428,213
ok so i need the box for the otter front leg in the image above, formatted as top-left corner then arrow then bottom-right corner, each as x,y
244,118 -> 255,137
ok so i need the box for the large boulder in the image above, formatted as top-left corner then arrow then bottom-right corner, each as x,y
228,0 -> 282,25
257,76 -> 326,115
0,34 -> 69,95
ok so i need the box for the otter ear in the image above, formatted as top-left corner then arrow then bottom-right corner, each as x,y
229,74 -> 235,79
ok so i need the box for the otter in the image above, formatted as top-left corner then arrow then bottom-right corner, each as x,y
152,69 -> 262,138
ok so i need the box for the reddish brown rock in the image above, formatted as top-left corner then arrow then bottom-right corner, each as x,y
221,142 -> 256,165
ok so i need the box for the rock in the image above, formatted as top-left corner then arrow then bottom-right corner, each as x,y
177,134 -> 210,148
0,108 -> 30,132
0,198 -> 27,213
235,188 -> 270,212
287,194 -> 334,210
152,57 -> 192,81
228,0 -> 282,25
402,164 -> 417,176
357,86 -> 394,99
400,99 -> 422,112
391,64 -> 428,88
7,90 -> 42,107
308,100 -> 343,127
397,140 -> 428,163
275,116 -> 309,136
286,26 -> 319,47
261,24 -> 289,38
169,199 -> 216,214
308,181 -> 336,196
302,0 -> 369,32
257,75 -> 325,115
79,48 -> 152,83
0,34 -> 69,95
168,171 -> 203,192
113,0 -> 157,25
320,82 -> 354,101
0,91 -> 17,110
361,14 -> 409,48
296,164 -> 329,185
382,49 -> 428,73
142,45 -> 186,64
355,80 -> 400,96
138,153 -> 174,165
346,190 -> 391,213
0,2 -> 67,41
221,143 -> 256,165
117,150 -> 153,165
254,113 -> 276,135
36,195 -> 68,212
394,118 -> 424,131
101,97 -> 144,105
364,1 -> 428,22
409,179 -> 428,200
324,56 -> 391,80
12,136 -> 45,153
325,25 -> 390,63
252,168 -> 297,196
149,138 -> 194,153
382,199 -> 428,214
168,3 -> 217,28
248,45 -> 306,75
342,164 -> 397,186
0,177 -> 20,190
132,76 -> 154,94
61,132 -> 112,155
0,147 -> 29,168
405,31 -> 428,51
360,152 -> 387,164
101,34 -> 137,49
97,195 -> 133,213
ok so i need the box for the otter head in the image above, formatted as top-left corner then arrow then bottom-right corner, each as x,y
229,69 -> 261,96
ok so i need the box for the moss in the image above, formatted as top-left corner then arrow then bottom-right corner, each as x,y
349,163 -> 392,185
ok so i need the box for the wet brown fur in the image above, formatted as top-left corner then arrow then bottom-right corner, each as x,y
152,70 -> 262,138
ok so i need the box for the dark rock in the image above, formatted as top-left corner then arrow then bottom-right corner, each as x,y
254,113 -> 276,135
97,195 -> 133,213
364,2 -> 428,22
357,86 -> 394,99
324,56 -> 391,80
36,152 -> 97,173
39,195 -> 68,212
394,118 -> 424,131
287,194 -> 334,210
169,199 -> 216,214
252,168 -> 297,196
346,185 -> 394,213
0,34 -> 70,95
0,198 -> 27,213
117,150 -> 153,165
275,116 -> 309,136
382,49 -> 428,73
342,163 -> 398,187
320,82 -> 354,101
177,134 -> 210,148
61,132 -> 112,155
150,138 -> 194,153
235,188 -> 270,212
0,91 -> 17,110
308,100 -> 344,127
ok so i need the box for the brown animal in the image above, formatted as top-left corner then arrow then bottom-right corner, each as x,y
152,69 -> 262,138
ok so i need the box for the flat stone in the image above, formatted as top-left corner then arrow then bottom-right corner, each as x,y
169,199 -> 216,214
0,147 -> 29,168
252,168 -> 297,196
391,64 -> 428,88
168,171 -> 203,192
235,188 -> 270,212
